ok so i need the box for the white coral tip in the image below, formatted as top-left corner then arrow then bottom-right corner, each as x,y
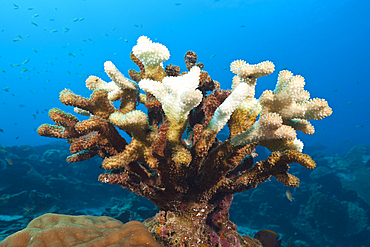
132,36 -> 170,67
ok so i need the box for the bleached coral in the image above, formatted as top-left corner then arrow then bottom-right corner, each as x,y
132,36 -> 170,68
207,82 -> 251,133
227,60 -> 275,134
139,66 -> 202,125
230,59 -> 275,84
230,112 -> 297,147
259,70 -> 332,134
86,61 -> 138,101
109,110 -> 149,136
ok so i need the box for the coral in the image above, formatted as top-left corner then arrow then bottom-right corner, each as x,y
0,213 -> 162,247
37,108 -> 80,139
37,36 -> 332,246
132,36 -> 169,81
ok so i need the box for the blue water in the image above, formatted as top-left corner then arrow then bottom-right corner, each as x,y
0,0 -> 369,245
0,0 -> 369,152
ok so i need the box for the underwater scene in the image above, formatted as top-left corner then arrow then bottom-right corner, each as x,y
0,0 -> 369,246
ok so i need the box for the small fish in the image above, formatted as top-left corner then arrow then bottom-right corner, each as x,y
13,38 -> 22,42
286,189 -> 295,202
22,59 -> 29,64
2,148 -> 8,152
0,69 -> 5,73
281,67 -> 288,70
0,129 -> 3,133
15,136 -> 19,139
30,90 -> 35,93
67,71 -> 71,75
28,7 -> 34,10
133,24 -> 139,27
49,19 -> 54,21
333,89 -> 339,92
175,3 -> 182,5
67,52 -> 76,57
21,68 -> 27,73
32,114 -> 36,119
14,4 -> 19,9
19,104 -> 26,107
184,139 -> 191,147
72,18 -> 79,22
104,33 -> 108,36
13,64 -> 20,67
240,25 -> 246,28
23,147 -> 29,151
30,21 -> 38,26
254,230 -> 282,247
24,206 -> 31,211
79,18 -> 84,21
6,158 -> 13,165
112,27 -> 115,31
210,54 -> 216,58
33,14 -> 39,17
347,101 -> 352,104
125,39 -> 128,43
63,28 -> 70,33
50,29 -> 57,33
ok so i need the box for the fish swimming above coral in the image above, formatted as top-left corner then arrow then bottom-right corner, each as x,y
37,36 -> 332,247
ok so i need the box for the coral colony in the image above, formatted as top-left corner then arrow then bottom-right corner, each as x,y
38,36 -> 332,246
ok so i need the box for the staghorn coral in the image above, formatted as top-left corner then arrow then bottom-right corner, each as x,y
37,36 -> 332,247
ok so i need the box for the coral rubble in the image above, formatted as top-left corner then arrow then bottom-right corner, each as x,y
37,36 -> 332,246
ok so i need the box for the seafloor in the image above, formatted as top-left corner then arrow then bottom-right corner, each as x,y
0,142 -> 369,247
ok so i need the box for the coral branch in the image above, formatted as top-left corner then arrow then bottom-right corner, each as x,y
37,35 -> 332,247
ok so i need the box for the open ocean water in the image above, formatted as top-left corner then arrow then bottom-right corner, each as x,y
0,0 -> 369,246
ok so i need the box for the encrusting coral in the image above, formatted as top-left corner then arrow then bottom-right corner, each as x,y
37,36 -> 332,246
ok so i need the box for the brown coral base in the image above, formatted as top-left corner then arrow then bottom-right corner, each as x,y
144,210 -> 262,247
